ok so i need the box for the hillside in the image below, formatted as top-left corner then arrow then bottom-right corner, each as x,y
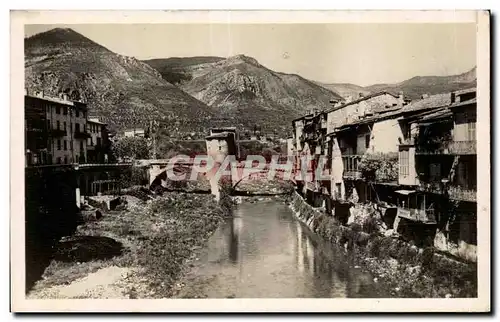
315,67 -> 477,101
25,28 -> 216,137
364,67 -> 477,99
144,55 -> 343,134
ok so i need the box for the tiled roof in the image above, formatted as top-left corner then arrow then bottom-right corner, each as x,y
26,94 -> 75,106
416,107 -> 452,123
400,93 -> 451,113
326,91 -> 399,114
450,97 -> 477,109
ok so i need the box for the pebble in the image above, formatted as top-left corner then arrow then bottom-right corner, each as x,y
445,294 -> 452,298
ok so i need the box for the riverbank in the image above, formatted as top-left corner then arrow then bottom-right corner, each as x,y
27,192 -> 232,299
288,191 -> 477,298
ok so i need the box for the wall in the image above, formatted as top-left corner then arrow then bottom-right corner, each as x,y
326,93 -> 400,134
369,118 -> 404,154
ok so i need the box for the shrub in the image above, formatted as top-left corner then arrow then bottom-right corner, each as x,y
358,152 -> 398,182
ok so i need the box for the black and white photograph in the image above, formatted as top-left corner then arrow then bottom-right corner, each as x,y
10,10 -> 490,312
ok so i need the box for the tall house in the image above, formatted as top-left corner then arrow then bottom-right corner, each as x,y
395,89 -> 477,260
86,118 -> 110,163
324,91 -> 407,202
25,90 -> 90,165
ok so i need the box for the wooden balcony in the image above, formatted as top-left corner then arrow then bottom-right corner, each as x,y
342,155 -> 362,180
416,140 -> 476,155
448,185 -> 476,202
397,207 -> 436,224
448,140 -> 476,155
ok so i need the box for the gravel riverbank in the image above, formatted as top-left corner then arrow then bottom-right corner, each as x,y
27,192 -> 232,299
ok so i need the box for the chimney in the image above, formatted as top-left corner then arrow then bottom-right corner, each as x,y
398,91 -> 404,106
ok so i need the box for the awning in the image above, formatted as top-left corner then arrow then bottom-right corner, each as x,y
395,190 -> 416,195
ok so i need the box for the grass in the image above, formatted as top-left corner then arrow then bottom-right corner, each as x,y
28,192 -> 232,299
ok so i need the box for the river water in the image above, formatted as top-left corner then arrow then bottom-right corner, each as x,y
175,199 -> 391,298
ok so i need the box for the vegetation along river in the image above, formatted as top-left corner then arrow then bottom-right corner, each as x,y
175,199 -> 392,298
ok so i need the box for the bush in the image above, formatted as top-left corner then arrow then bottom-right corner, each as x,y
358,152 -> 398,182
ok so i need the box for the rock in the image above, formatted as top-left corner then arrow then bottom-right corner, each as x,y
373,277 -> 378,282
445,293 -> 452,298
354,266 -> 360,269
394,287 -> 400,292
386,258 -> 399,270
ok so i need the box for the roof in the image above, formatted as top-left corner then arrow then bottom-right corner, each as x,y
26,94 -> 75,106
395,190 -> 416,195
416,107 -> 452,124
211,127 -> 237,132
400,93 -> 452,114
88,118 -> 107,125
449,97 -> 477,109
453,87 -> 476,96
206,133 -> 231,140
326,91 -> 400,114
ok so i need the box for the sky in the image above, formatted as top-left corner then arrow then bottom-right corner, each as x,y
24,23 -> 477,86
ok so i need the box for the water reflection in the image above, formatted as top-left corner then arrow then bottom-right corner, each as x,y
180,201 -> 389,298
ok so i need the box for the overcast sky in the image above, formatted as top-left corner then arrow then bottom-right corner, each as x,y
25,23 -> 476,86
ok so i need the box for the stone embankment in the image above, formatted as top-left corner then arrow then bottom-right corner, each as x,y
288,192 -> 477,298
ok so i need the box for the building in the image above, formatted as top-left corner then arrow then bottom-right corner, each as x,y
86,118 -> 110,164
25,90 -> 90,165
290,88 -> 478,261
124,128 -> 145,138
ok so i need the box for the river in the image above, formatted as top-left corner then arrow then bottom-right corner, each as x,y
175,199 -> 391,298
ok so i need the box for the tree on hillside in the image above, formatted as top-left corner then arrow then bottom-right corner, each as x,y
110,136 -> 150,161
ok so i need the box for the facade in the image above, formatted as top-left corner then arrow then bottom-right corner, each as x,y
290,89 -> 477,262
86,118 -> 110,164
25,90 -> 109,166
25,90 -> 90,165
124,128 -> 145,138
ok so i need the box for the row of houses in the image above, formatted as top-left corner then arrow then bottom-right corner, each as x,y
24,89 -> 110,166
289,89 -> 477,262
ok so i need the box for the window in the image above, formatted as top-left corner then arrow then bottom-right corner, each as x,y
97,137 -> 101,147
57,140 -> 61,150
47,120 -> 51,130
56,157 -> 61,164
399,149 -> 409,176
76,110 -> 79,118
467,119 -> 476,141
56,106 -> 61,114
56,121 -> 60,130
80,141 -> 84,151
429,163 -> 441,181
70,141 -> 73,150
64,140 -> 67,151
63,106 -> 68,115
64,122 -> 67,132
64,156 -> 68,164
365,134 -> 370,149
70,123 -> 73,133
75,123 -> 80,133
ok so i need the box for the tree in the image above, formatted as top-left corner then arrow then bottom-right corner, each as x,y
110,136 -> 150,161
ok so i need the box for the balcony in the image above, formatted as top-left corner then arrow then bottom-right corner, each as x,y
416,140 -> 476,155
448,140 -> 476,155
49,128 -> 66,138
448,185 -> 476,202
74,130 -> 91,139
342,155 -> 362,180
397,207 -> 436,224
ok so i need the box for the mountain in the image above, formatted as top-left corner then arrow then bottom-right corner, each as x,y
364,67 -> 476,99
313,82 -> 371,101
315,67 -> 477,101
25,28 -> 215,137
143,55 -> 343,134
